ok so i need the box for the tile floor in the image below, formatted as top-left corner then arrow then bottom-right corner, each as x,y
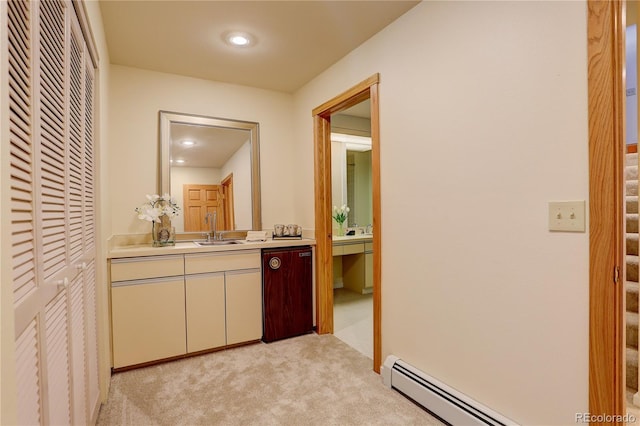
333,288 -> 373,359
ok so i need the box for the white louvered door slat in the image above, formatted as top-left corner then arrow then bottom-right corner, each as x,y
15,320 -> 41,426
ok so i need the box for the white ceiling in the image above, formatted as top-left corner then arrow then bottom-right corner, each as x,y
170,123 -> 249,168
99,0 -> 420,93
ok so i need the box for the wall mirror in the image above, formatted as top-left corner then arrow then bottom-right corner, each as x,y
159,111 -> 261,236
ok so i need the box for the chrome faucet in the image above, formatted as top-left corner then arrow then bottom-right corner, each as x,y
204,211 -> 218,241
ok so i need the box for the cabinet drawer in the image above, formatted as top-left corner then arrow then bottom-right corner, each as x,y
111,255 -> 184,282
365,242 -> 373,252
185,250 -> 261,274
342,243 -> 364,255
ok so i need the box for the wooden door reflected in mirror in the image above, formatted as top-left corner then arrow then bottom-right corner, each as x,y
183,184 -> 224,232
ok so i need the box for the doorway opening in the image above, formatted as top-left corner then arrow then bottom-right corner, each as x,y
313,74 -> 382,372
331,100 -> 374,358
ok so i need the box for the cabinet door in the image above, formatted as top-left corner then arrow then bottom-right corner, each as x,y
111,278 -> 186,368
185,273 -> 226,353
226,269 -> 262,345
364,252 -> 373,289
263,248 -> 313,342
343,253 -> 366,293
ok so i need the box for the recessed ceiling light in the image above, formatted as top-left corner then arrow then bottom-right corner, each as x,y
175,159 -> 185,164
181,140 -> 195,146
224,31 -> 255,47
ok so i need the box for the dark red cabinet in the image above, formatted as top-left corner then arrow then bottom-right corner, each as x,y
262,246 -> 313,342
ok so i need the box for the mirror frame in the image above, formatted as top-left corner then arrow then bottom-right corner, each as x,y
158,110 -> 262,233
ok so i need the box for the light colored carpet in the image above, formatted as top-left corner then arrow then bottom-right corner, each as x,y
96,333 -> 443,426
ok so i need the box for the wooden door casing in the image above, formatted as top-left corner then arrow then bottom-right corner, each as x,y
221,173 -> 235,230
313,74 -> 381,373
587,0 -> 625,421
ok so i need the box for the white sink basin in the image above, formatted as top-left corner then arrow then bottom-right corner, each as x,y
194,240 -> 243,246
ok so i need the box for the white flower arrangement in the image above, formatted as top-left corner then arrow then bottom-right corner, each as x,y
332,204 -> 350,226
135,193 -> 180,223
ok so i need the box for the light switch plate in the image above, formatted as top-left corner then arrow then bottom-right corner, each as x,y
548,200 -> 586,232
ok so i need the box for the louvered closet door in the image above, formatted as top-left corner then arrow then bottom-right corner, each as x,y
8,0 -> 100,424
83,50 -> 100,416
69,15 -> 87,426
39,0 -> 73,423
7,0 -> 51,423
9,0 -> 43,423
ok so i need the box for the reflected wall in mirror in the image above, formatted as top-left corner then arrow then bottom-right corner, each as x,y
159,111 -> 261,235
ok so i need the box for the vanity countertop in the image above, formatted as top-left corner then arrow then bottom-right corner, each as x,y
108,238 -> 316,259
332,234 -> 373,244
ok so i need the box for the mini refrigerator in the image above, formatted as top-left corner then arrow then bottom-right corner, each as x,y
262,246 -> 313,342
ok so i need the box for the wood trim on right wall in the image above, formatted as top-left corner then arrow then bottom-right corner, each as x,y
588,0 -> 625,421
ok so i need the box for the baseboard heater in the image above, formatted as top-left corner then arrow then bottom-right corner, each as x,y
382,355 -> 518,426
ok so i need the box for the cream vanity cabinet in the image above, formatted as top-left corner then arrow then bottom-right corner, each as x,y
110,255 -> 186,368
184,250 -> 262,349
334,239 -> 373,294
110,249 -> 262,369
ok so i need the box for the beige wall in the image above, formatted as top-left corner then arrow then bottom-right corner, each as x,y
107,65 -> 296,236
293,1 -> 588,424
